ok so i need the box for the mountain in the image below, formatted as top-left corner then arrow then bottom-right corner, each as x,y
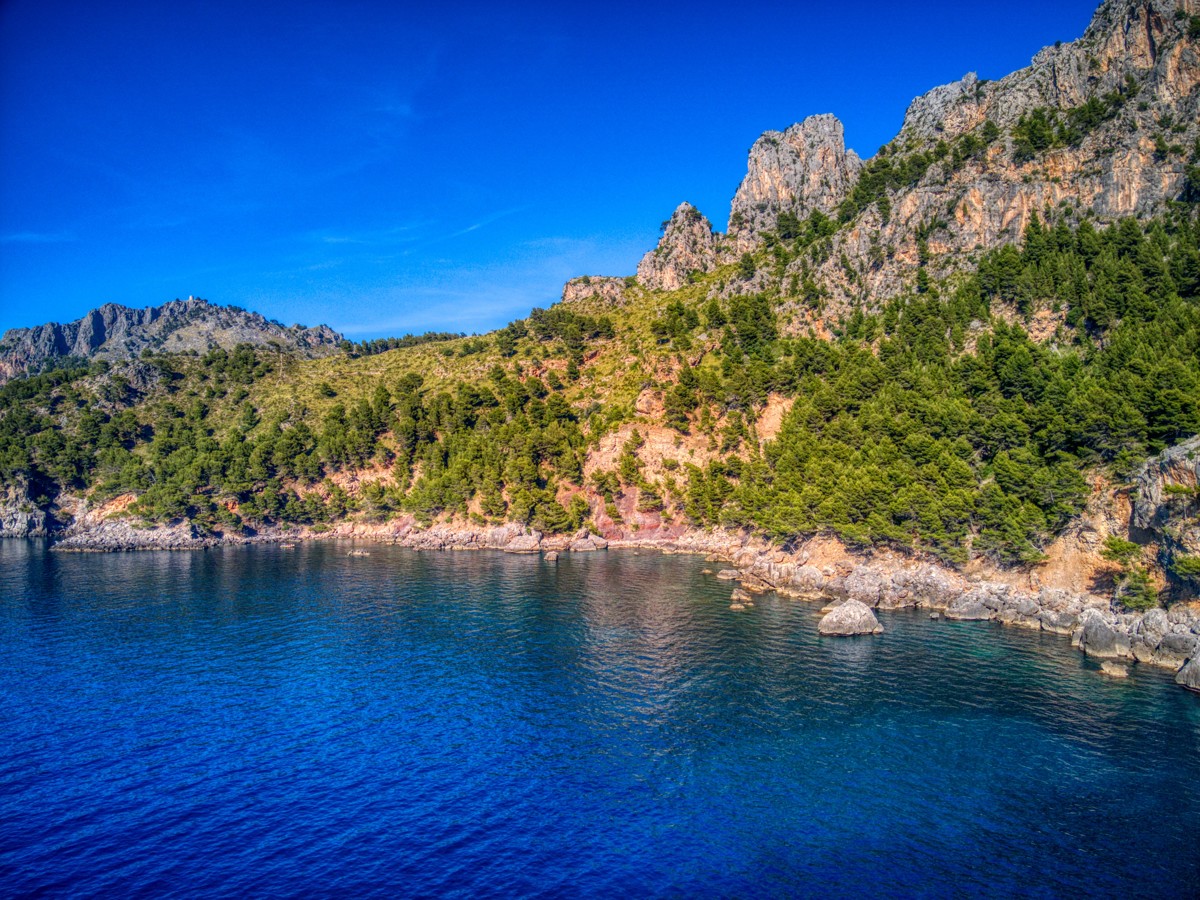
0,298 -> 343,383
631,0 -> 1199,320
1,0 -> 1199,648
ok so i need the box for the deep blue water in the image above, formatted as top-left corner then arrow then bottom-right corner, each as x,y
2,540 -> 1199,898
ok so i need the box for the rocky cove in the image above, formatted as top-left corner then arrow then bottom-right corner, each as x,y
28,509 -> 1200,695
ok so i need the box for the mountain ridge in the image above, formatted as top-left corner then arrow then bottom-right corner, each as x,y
0,298 -> 343,384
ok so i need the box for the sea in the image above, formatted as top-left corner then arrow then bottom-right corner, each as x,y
2,540 -> 1198,898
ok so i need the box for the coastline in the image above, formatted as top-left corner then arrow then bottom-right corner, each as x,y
33,511 -> 1200,694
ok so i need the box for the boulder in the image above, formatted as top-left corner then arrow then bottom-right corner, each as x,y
568,529 -> 607,552
503,532 -> 542,553
818,599 -> 883,636
1176,658 -> 1200,693
944,589 -> 996,621
1074,608 -> 1132,659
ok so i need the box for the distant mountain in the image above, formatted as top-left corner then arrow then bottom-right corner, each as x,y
0,298 -> 343,383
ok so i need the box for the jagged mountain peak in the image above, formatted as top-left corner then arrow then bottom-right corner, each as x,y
0,297 -> 343,383
900,0 -> 1197,143
636,202 -> 723,292
727,114 -> 862,249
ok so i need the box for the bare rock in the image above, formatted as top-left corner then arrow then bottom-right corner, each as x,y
503,531 -> 543,553
0,297 -> 341,384
1177,658 -> 1200,693
569,529 -> 608,552
818,599 -> 883,636
1075,608 -> 1133,659
636,203 -> 724,291
1100,661 -> 1130,679
729,114 -> 862,249
560,275 -> 629,306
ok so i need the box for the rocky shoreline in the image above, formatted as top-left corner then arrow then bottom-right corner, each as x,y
30,512 -> 1200,694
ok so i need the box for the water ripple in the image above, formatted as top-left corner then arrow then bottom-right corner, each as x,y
1,540 -> 1198,897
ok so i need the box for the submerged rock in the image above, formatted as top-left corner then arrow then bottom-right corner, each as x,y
818,599 -> 883,636
1100,661 -> 1130,679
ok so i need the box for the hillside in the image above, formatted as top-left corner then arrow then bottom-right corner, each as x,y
1,0 -> 1199,619
0,297 -> 343,384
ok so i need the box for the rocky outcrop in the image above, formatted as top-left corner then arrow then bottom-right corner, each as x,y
0,476 -> 54,537
52,518 -> 217,552
789,0 -> 1200,315
1178,656 -> 1200,692
1132,435 -> 1200,588
565,0 -> 1198,325
728,115 -> 862,249
0,298 -> 342,383
561,276 -> 629,306
818,599 -> 883,636
636,203 -> 724,291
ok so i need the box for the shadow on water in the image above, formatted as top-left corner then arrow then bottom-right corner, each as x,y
1,539 -> 1198,898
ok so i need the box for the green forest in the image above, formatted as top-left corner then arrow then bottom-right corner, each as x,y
2,206 -> 1198,581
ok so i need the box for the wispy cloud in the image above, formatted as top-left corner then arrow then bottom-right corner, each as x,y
310,223 -> 428,246
1,231 -> 75,244
440,206 -> 527,241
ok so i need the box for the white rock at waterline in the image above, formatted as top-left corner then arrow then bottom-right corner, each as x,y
818,599 -> 883,636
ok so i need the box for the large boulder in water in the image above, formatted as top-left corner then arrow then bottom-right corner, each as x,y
818,599 -> 883,636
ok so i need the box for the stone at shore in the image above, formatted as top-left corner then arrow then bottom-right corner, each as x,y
716,569 -> 740,580
1074,608 -> 1133,659
731,588 -> 752,603
1177,658 -> 1200,693
569,529 -> 608,552
1100,661 -> 1130,678
544,551 -> 559,562
503,533 -> 542,553
818,599 -> 883,636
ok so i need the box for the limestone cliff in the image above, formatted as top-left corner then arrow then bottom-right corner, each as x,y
786,0 -> 1200,317
1133,435 -> 1200,584
727,114 -> 863,251
636,203 -> 725,291
0,298 -> 343,383
617,0 -> 1198,327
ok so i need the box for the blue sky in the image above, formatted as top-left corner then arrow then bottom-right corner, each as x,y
1,0 -> 1100,340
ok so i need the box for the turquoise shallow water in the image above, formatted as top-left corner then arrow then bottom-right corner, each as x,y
2,539 -> 1199,898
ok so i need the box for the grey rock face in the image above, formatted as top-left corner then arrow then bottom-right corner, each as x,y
1132,436 -> 1200,586
769,0 -> 1199,318
0,477 -> 53,537
1177,657 -> 1200,692
569,529 -> 608,552
818,599 -> 883,636
52,518 -> 214,551
1100,661 -> 1130,678
636,203 -> 724,292
1075,608 -> 1133,659
561,276 -> 629,306
0,298 -> 343,384
728,114 -> 862,249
